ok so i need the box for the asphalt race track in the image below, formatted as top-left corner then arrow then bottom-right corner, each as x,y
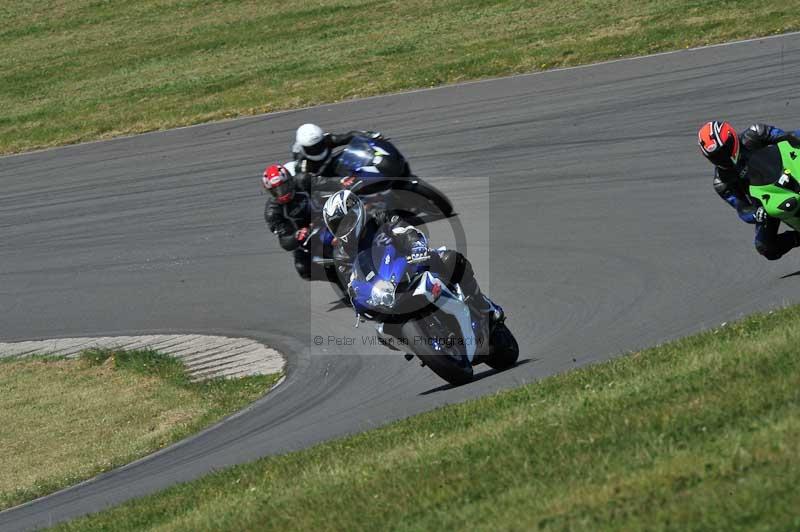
2,33 -> 800,530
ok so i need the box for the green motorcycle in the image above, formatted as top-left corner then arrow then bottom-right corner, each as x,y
748,141 -> 800,228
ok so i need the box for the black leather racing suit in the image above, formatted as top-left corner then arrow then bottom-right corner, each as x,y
264,173 -> 336,279
713,124 -> 800,260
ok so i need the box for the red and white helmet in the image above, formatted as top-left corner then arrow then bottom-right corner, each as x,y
698,121 -> 740,169
262,164 -> 295,204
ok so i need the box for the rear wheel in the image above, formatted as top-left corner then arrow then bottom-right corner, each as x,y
390,179 -> 454,218
485,323 -> 519,370
407,180 -> 454,218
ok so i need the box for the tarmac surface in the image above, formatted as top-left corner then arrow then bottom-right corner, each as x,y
1,33 -> 799,530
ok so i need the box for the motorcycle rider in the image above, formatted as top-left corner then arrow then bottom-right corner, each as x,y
698,121 -> 800,260
262,163 -> 336,280
292,123 -> 384,176
321,190 -> 504,326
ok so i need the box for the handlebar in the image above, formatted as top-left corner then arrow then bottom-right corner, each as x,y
301,225 -> 322,249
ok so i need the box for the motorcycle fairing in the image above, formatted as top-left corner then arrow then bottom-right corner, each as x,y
334,136 -> 407,179
749,141 -> 800,230
412,271 -> 477,362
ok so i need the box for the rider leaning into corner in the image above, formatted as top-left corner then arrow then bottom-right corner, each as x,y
291,123 -> 384,176
261,123 -> 384,280
320,189 -> 504,328
698,121 -> 800,260
262,163 -> 337,280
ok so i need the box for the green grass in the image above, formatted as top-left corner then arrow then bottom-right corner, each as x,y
52,307 -> 800,531
0,349 -> 280,511
2,0 -> 799,154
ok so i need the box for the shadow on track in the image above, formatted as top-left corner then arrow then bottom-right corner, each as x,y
780,269 -> 800,279
418,358 -> 533,395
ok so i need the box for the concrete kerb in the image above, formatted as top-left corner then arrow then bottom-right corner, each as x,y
0,335 -> 285,381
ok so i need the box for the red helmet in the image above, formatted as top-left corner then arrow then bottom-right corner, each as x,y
262,164 -> 294,204
698,121 -> 740,169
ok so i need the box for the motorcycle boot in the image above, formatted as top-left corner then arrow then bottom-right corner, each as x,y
465,290 -> 505,330
436,249 -> 504,329
455,265 -> 504,330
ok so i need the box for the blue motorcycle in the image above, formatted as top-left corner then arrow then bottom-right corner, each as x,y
332,136 -> 454,219
349,243 -> 518,386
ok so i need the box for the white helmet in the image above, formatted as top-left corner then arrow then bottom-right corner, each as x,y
295,123 -> 329,161
323,190 -> 365,244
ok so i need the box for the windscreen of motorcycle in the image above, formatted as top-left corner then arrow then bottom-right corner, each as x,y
746,144 -> 784,186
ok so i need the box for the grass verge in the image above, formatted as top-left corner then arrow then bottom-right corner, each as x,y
52,306 -> 800,531
2,1 -> 799,154
0,348 -> 280,511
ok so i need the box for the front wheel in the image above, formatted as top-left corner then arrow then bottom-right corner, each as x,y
485,323 -> 519,370
412,316 -> 473,386
416,352 -> 473,386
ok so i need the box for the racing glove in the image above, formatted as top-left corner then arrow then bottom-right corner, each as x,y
778,132 -> 800,148
754,206 -> 768,224
295,227 -> 309,242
